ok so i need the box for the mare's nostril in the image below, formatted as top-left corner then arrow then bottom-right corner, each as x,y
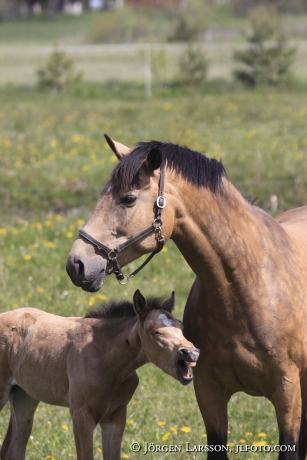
66,256 -> 86,285
74,257 -> 85,279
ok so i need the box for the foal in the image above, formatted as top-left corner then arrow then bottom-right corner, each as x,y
0,290 -> 199,460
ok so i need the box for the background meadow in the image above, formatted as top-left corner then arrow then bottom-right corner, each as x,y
0,3 -> 307,459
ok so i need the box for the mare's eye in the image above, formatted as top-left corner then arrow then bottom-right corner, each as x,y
120,195 -> 137,207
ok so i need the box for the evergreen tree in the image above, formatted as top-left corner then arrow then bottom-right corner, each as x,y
233,6 -> 297,86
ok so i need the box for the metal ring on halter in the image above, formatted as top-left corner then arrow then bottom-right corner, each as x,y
153,218 -> 163,229
107,250 -> 118,260
118,273 -> 129,285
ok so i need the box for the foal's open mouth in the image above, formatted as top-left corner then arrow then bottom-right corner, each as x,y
176,358 -> 198,386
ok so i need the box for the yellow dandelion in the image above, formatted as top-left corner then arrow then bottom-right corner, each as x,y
161,247 -> 168,252
77,219 -> 85,226
88,296 -> 95,306
96,294 -> 107,300
97,447 -> 102,453
257,432 -> 266,437
162,432 -> 170,441
201,433 -> 207,438
227,443 -> 235,447
72,134 -> 83,143
30,222 -> 42,230
43,241 -> 56,249
55,215 -> 63,222
157,421 -> 166,426
0,228 -> 7,235
45,220 -> 52,227
24,254 -> 31,260
122,455 -> 129,459
37,287 -> 45,293
239,439 -> 246,443
170,426 -> 177,434
180,426 -> 191,433
253,441 -> 266,446
61,424 -> 69,430
45,457 -> 54,460
245,432 -> 253,437
66,232 -> 74,238
127,419 -> 134,425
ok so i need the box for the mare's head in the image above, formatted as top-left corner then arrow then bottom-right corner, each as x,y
66,135 -> 224,291
133,290 -> 199,385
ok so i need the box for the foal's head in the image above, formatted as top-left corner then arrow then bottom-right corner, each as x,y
133,290 -> 199,386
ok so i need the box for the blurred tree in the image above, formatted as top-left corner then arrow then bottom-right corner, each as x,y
0,0 -> 19,20
233,6 -> 297,86
37,48 -> 83,92
178,43 -> 209,86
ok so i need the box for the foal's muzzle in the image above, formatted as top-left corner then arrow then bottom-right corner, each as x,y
176,347 -> 200,386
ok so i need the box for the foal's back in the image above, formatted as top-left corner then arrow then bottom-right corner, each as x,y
0,308 -> 95,406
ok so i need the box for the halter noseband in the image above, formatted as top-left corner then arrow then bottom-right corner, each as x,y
78,167 -> 166,285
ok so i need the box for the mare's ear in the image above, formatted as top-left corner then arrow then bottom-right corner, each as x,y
133,289 -> 148,319
144,147 -> 162,172
104,133 -> 131,160
160,291 -> 175,313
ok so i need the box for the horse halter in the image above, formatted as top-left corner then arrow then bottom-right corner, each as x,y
78,167 -> 166,285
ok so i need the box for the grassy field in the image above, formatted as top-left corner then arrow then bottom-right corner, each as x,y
0,6 -> 307,459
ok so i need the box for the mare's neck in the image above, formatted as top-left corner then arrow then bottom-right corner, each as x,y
170,176 -> 282,294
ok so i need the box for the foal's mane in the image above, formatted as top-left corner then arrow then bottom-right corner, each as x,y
110,141 -> 226,193
84,297 -> 165,319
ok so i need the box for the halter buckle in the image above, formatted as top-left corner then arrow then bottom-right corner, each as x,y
156,196 -> 166,209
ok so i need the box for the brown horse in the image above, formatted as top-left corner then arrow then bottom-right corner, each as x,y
66,136 -> 307,459
0,290 -> 199,460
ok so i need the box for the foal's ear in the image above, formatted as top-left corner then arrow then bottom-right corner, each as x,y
160,291 -> 175,313
144,148 -> 162,172
104,134 -> 131,160
133,289 -> 148,319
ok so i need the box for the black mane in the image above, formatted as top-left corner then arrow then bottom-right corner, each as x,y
84,297 -> 165,319
110,141 -> 226,193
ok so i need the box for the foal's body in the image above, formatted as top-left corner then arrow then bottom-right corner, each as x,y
66,138 -> 307,459
0,291 -> 199,460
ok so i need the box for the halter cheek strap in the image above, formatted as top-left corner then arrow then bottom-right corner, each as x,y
78,167 -> 166,285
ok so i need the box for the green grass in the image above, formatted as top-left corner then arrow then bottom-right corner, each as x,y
1,8 -> 307,456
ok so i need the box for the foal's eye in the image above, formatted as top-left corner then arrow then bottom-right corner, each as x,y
151,330 -> 160,337
120,195 -> 137,207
